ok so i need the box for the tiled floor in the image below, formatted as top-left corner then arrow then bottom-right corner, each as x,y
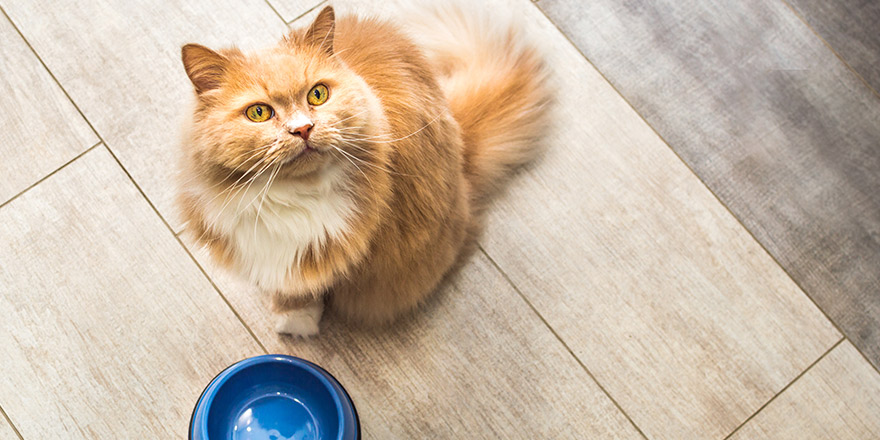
539,0 -> 880,374
0,0 -> 878,439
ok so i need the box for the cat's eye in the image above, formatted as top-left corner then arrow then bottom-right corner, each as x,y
245,104 -> 274,122
307,84 -> 329,106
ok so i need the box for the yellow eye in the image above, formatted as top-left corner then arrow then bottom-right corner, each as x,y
307,84 -> 329,106
245,104 -> 273,122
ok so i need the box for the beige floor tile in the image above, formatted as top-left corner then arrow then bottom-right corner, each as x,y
0,13 -> 97,205
266,0 -> 319,23
1,0 -> 288,231
277,0 -> 420,24
0,148 -> 263,439
0,415 -> 18,440
730,341 -> 880,439
469,1 -> 843,439
187,241 -> 644,439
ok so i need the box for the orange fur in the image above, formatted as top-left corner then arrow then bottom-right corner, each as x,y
177,5 -> 550,329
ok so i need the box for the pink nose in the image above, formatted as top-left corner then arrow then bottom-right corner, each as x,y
289,123 -> 313,141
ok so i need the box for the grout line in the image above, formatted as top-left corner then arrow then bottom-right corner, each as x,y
262,0 -> 287,25
287,0 -> 327,25
0,5 -> 102,150
99,143 -> 270,355
0,3 -> 268,356
779,0 -> 880,101
170,230 -> 269,354
0,142 -> 101,210
530,1 -> 880,377
846,330 -> 880,378
478,244 -> 650,440
723,337 -> 845,439
0,405 -> 25,440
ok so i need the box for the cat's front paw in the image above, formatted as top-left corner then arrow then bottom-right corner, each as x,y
273,302 -> 323,337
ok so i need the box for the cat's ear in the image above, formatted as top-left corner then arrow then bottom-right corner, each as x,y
303,6 -> 335,55
181,44 -> 228,94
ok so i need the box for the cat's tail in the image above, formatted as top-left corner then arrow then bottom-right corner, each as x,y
406,4 -> 552,205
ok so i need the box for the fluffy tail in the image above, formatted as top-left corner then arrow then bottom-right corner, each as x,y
406,4 -> 552,205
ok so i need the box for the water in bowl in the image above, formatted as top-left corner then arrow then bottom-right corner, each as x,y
232,393 -> 319,440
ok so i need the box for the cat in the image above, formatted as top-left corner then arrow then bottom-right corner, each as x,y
177,4 -> 550,336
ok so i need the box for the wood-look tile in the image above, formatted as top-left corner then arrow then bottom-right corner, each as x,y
787,0 -> 880,93
185,0 -> 839,437
265,0 -> 319,23
0,415 -> 19,440
477,2 -> 841,439
730,341 -> 880,439
0,13 -> 97,205
1,0 -> 288,231
0,148 -> 262,439
539,0 -> 880,370
185,242 -> 643,439
268,0 -> 407,24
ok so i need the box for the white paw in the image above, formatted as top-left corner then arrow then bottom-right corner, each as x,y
273,302 -> 323,337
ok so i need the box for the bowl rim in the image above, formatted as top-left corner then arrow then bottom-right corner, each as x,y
189,354 -> 359,440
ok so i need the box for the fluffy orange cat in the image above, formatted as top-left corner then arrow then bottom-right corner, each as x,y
177,5 -> 549,336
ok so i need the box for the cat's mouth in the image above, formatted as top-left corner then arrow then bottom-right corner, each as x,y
282,142 -> 322,164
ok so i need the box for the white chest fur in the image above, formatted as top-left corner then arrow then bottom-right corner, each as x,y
199,165 -> 355,292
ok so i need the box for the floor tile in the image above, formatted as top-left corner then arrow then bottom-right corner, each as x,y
0,415 -> 18,440
0,148 -> 262,439
1,0 -> 288,231
539,0 -> 880,370
186,241 -> 644,439
268,0 -> 418,25
265,0 -> 319,23
786,0 -> 880,93
730,341 -> 880,439
477,1 -> 842,439
0,12 -> 97,205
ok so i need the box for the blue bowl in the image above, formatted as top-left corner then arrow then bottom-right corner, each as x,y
190,355 -> 359,440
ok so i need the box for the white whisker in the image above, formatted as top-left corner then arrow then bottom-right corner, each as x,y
198,143 -> 276,205
334,140 -> 419,178
347,112 -> 445,143
197,156 -> 275,243
253,162 -> 282,240
328,47 -> 351,61
328,109 -> 370,127
332,146 -> 373,192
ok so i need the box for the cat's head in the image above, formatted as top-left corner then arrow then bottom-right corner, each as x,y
180,7 -> 385,183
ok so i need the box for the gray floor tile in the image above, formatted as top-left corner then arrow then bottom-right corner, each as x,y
539,0 -> 880,370
787,0 -> 880,93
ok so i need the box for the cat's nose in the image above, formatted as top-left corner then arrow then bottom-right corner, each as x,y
288,123 -> 314,141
